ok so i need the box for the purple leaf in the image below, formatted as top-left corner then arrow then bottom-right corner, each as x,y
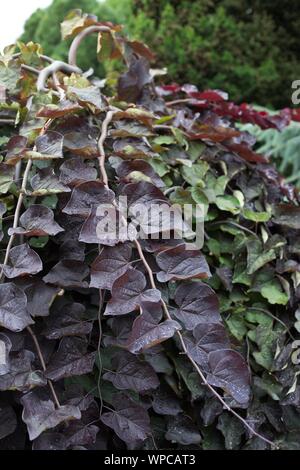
0,243 -> 43,278
59,158 -> 97,187
34,131 -> 64,159
0,283 -> 33,332
0,350 -> 46,391
16,278 -> 59,317
126,302 -> 181,354
156,244 -> 211,282
104,268 -> 161,316
207,349 -> 251,405
103,351 -> 159,392
45,337 -> 96,381
90,243 -> 132,290
21,389 -> 81,440
184,322 -> 230,369
42,301 -> 92,339
8,205 -> 64,237
116,159 -> 165,188
174,282 -> 221,330
0,405 -> 17,440
101,395 -> 151,444
62,181 -> 115,218
31,168 -> 71,195
43,260 -> 89,289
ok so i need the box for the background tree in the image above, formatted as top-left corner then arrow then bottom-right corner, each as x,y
20,0 -> 127,76
20,0 -> 300,108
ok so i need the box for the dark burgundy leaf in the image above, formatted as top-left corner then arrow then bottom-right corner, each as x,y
67,86 -> 104,112
8,205 -> 64,237
63,131 -> 98,158
90,243 -> 132,290
156,244 -> 211,282
21,389 -> 81,440
165,415 -> 201,445
17,278 -> 59,317
79,206 -> 133,246
62,181 -> 115,218
31,168 -> 71,195
42,301 -> 92,339
5,136 -> 27,164
101,395 -> 150,444
116,159 -> 165,188
273,204 -> 300,230
173,282 -> 221,330
104,268 -> 161,316
207,349 -> 251,405
45,337 -> 96,381
126,302 -> 181,354
0,243 -> 42,278
0,406 -> 17,440
0,163 -> 14,193
184,322 -> 230,369
43,260 -> 89,289
59,158 -> 97,186
0,350 -> 46,391
103,351 -> 159,392
34,131 -> 64,159
118,57 -> 151,103
0,283 -> 33,332
37,100 -> 83,118
152,388 -> 182,416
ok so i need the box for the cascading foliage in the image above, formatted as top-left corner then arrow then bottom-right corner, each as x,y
0,10 -> 299,451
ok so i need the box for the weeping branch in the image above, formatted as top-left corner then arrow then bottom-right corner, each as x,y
68,25 -> 111,68
96,107 -> 276,449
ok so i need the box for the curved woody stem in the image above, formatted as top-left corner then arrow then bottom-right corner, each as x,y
68,25 -> 111,68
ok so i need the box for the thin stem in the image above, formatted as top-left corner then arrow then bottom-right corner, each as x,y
98,110 -> 116,186
26,326 -> 61,408
0,159 -> 32,281
96,107 -> 276,449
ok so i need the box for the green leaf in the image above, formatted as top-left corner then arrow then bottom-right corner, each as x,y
226,312 -> 247,342
215,195 -> 241,214
243,208 -> 271,222
261,280 -> 289,305
182,161 -> 209,185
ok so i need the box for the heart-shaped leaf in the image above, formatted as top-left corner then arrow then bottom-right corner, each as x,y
103,351 -> 159,392
207,349 -> 251,405
90,243 -> 132,290
173,282 -> 221,330
1,243 -> 43,278
21,389 -> 81,441
8,205 -> 64,237
43,260 -> 89,288
0,283 -> 33,332
63,181 -> 115,218
104,268 -> 161,316
156,244 -> 211,282
101,395 -> 150,445
45,337 -> 96,381
126,302 -> 181,354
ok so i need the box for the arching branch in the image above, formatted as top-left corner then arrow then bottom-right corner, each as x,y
68,25 -> 111,68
